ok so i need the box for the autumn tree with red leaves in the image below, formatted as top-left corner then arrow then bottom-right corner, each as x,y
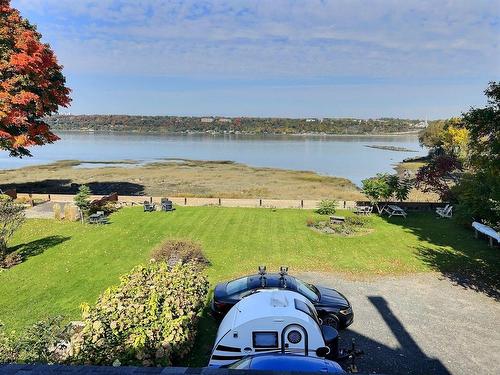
0,0 -> 71,157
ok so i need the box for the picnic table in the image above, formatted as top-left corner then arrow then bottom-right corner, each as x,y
383,204 -> 407,218
88,212 -> 108,224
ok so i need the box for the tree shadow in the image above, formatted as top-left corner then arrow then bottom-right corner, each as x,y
1,179 -> 145,195
186,296 -> 452,374
339,296 -> 451,375
8,235 -> 71,261
380,213 -> 500,300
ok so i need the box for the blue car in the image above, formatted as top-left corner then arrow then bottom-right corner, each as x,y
226,353 -> 345,373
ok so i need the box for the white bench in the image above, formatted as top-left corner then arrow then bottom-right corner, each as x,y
472,222 -> 500,247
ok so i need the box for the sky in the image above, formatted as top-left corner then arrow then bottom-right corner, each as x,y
11,0 -> 500,119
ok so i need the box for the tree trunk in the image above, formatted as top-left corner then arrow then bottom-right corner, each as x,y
0,238 -> 7,259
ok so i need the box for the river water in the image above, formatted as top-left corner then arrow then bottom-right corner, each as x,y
0,132 -> 426,185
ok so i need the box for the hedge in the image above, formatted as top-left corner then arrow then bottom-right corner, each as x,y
71,262 -> 208,366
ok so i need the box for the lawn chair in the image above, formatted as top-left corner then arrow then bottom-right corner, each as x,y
161,198 -> 174,212
436,205 -> 453,218
383,204 -> 407,218
143,201 -> 156,212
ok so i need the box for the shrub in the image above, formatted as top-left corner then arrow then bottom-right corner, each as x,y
315,200 -> 337,215
88,202 -> 119,216
0,195 -> 11,202
53,204 -> 62,220
150,240 -> 209,268
0,323 -> 15,364
71,262 -> 209,366
63,204 -> 80,222
74,185 -> 91,217
14,197 -> 31,205
0,317 -> 70,364
0,199 -> 25,258
309,215 -> 370,236
0,252 -> 22,269
306,217 -> 316,227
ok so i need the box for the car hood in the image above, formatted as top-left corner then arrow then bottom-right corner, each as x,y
317,286 -> 350,308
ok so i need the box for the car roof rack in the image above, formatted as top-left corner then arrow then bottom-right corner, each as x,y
279,266 -> 288,288
258,265 -> 267,287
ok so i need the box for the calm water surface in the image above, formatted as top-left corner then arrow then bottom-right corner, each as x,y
0,132 -> 426,185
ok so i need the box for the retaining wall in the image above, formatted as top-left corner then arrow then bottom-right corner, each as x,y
17,193 -> 442,211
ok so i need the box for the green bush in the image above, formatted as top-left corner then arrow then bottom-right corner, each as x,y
88,202 -> 120,216
150,240 -> 209,268
315,200 -> 337,215
72,262 -> 208,366
0,252 -> 22,269
330,217 -> 369,236
309,215 -> 370,236
74,185 -> 91,217
0,322 -> 15,364
0,317 -> 69,364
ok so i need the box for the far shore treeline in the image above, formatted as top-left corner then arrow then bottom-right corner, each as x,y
46,115 -> 428,135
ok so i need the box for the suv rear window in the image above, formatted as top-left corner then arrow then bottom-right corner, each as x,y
226,277 -> 249,296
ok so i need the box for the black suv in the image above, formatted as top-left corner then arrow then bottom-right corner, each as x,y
211,267 -> 353,330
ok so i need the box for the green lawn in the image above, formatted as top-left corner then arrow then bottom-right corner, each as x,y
0,206 -> 497,365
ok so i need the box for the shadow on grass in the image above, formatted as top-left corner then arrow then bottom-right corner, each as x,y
1,179 -> 145,195
185,304 -> 218,367
9,235 -> 71,261
382,213 -> 499,300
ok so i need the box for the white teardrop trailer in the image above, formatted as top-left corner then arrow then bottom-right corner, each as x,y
208,289 -> 340,368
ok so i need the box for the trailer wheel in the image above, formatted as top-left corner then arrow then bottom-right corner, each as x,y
323,314 -> 339,330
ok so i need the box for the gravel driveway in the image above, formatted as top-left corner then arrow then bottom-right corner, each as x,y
298,272 -> 500,375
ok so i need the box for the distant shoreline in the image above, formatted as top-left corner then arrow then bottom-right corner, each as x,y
52,128 -> 421,137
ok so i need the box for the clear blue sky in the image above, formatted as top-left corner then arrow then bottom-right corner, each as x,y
12,0 -> 500,119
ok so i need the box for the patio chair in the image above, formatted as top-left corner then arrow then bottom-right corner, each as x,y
143,201 -> 156,212
354,205 -> 373,215
436,205 -> 453,218
161,198 -> 174,212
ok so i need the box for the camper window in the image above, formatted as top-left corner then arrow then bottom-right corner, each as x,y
294,299 -> 320,324
226,277 -> 249,296
252,331 -> 279,349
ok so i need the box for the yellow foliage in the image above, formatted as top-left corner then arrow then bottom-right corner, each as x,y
443,125 -> 469,159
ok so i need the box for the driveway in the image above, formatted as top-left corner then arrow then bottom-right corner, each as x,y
298,272 -> 500,375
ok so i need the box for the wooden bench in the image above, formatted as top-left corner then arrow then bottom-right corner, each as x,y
329,215 -> 345,224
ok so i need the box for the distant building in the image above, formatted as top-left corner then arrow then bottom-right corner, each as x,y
414,120 -> 428,128
201,117 -> 214,123
218,118 -> 232,123
305,118 -> 317,122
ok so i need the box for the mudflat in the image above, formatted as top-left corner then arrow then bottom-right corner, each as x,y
0,159 -> 366,200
